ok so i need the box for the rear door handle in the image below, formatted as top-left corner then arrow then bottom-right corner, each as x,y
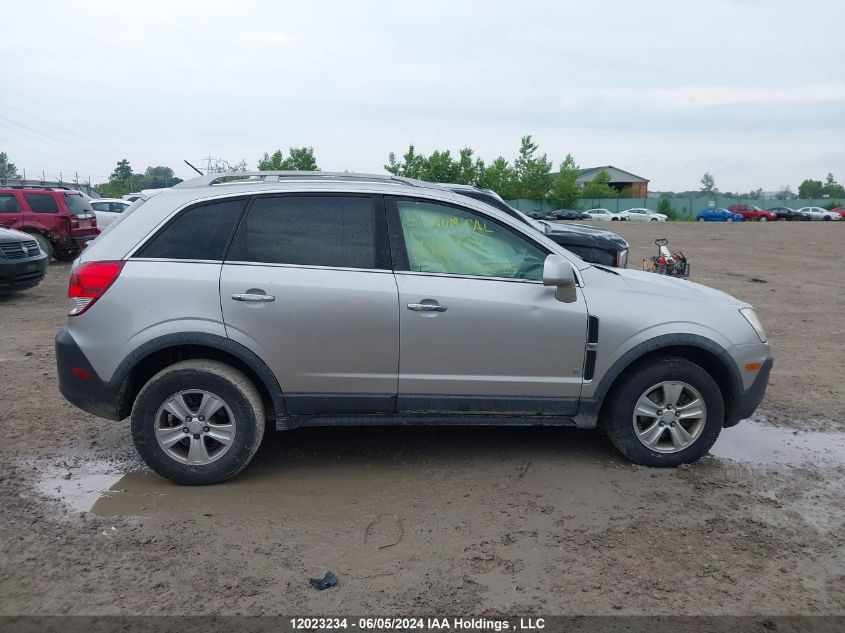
232,293 -> 275,302
407,303 -> 447,312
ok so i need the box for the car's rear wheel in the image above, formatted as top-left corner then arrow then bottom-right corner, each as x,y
131,360 -> 265,485
29,233 -> 53,262
602,357 -> 724,467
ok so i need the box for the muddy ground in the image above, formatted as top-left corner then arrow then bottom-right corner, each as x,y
0,221 -> 843,616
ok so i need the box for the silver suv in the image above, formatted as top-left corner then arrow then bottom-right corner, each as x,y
56,172 -> 772,484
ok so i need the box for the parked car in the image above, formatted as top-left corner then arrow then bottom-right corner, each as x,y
796,206 -> 842,221
545,209 -> 589,221
524,210 -> 547,220
90,198 -> 133,228
56,171 -> 772,484
0,187 -> 99,260
0,224 -> 49,293
696,208 -> 745,222
444,184 -> 629,268
727,204 -> 776,222
767,207 -> 811,222
624,208 -> 668,222
829,207 -> 845,218
584,208 -> 627,221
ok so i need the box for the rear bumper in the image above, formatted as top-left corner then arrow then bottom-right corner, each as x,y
725,356 -> 773,426
0,253 -> 48,292
55,328 -> 127,420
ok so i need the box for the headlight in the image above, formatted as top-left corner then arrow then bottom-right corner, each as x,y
616,248 -> 629,268
740,308 -> 767,343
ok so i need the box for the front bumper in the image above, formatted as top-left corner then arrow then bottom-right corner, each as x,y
55,327 -> 128,420
724,356 -> 773,426
0,253 -> 48,293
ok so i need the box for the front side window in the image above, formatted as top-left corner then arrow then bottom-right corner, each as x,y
228,195 -> 376,269
0,194 -> 20,212
24,193 -> 59,213
395,200 -> 546,281
135,198 -> 245,260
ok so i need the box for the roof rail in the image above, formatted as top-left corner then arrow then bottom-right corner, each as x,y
173,171 -> 433,189
0,184 -> 73,191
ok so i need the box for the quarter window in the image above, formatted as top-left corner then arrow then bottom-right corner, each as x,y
227,195 -> 376,269
395,200 -> 546,281
24,193 -> 59,213
135,198 -> 245,260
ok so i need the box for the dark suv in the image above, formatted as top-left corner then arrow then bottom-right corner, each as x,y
445,184 -> 629,267
0,187 -> 99,260
0,224 -> 48,292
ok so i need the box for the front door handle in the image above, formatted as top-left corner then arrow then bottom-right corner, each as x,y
407,302 -> 447,312
232,293 -> 275,302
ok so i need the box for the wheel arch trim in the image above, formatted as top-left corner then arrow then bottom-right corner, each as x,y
111,332 -> 286,420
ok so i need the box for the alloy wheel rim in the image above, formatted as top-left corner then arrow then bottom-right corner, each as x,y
154,389 -> 236,465
632,381 -> 707,454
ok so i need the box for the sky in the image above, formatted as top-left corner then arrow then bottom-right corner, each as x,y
1,0 -> 843,192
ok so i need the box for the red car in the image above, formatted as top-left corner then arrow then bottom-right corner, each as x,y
0,187 -> 100,260
831,207 -> 845,219
727,204 -> 776,222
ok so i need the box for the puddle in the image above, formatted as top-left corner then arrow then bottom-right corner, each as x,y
36,462 -> 124,513
711,421 -> 845,468
37,460 -> 420,517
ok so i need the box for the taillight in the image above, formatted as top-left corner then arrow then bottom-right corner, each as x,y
69,215 -> 80,229
68,261 -> 125,316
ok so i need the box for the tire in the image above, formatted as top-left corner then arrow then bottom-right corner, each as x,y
697,218 -> 705,222
651,218 -> 659,221
54,251 -> 78,262
726,218 -> 733,222
601,357 -> 724,467
759,217 -> 768,222
823,216 -> 831,221
29,233 -> 53,262
131,360 -> 265,485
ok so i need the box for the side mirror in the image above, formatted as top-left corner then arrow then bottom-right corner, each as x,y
543,254 -> 577,303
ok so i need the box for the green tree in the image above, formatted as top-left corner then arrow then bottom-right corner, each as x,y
581,169 -> 617,198
110,159 -> 133,183
140,165 -> 182,189
513,135 -> 552,201
257,147 -> 318,171
821,173 -> 845,198
0,151 -> 20,179
549,154 -> 580,209
700,171 -> 718,195
477,157 -> 518,199
657,196 -> 681,221
798,179 -> 823,198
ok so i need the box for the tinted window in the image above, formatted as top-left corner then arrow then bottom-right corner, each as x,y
63,194 -> 92,215
24,193 -> 59,213
0,194 -> 20,212
136,198 -> 245,260
91,201 -> 110,212
228,195 -> 376,269
396,200 -> 546,281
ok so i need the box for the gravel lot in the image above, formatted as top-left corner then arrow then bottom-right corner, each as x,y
1,221 -> 843,616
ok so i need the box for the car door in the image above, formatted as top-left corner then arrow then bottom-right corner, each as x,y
220,193 -> 399,415
386,197 -> 588,416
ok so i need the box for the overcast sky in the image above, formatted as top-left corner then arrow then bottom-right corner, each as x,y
1,0 -> 843,192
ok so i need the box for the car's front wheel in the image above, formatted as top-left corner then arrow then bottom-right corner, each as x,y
602,357 -> 724,467
131,360 -> 265,484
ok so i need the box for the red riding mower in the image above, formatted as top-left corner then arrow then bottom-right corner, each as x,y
643,238 -> 689,278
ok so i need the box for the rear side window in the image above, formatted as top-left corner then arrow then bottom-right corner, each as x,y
63,194 -> 92,215
136,198 -> 245,261
90,202 -> 110,211
228,195 -> 376,269
0,194 -> 20,212
24,193 -> 59,213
